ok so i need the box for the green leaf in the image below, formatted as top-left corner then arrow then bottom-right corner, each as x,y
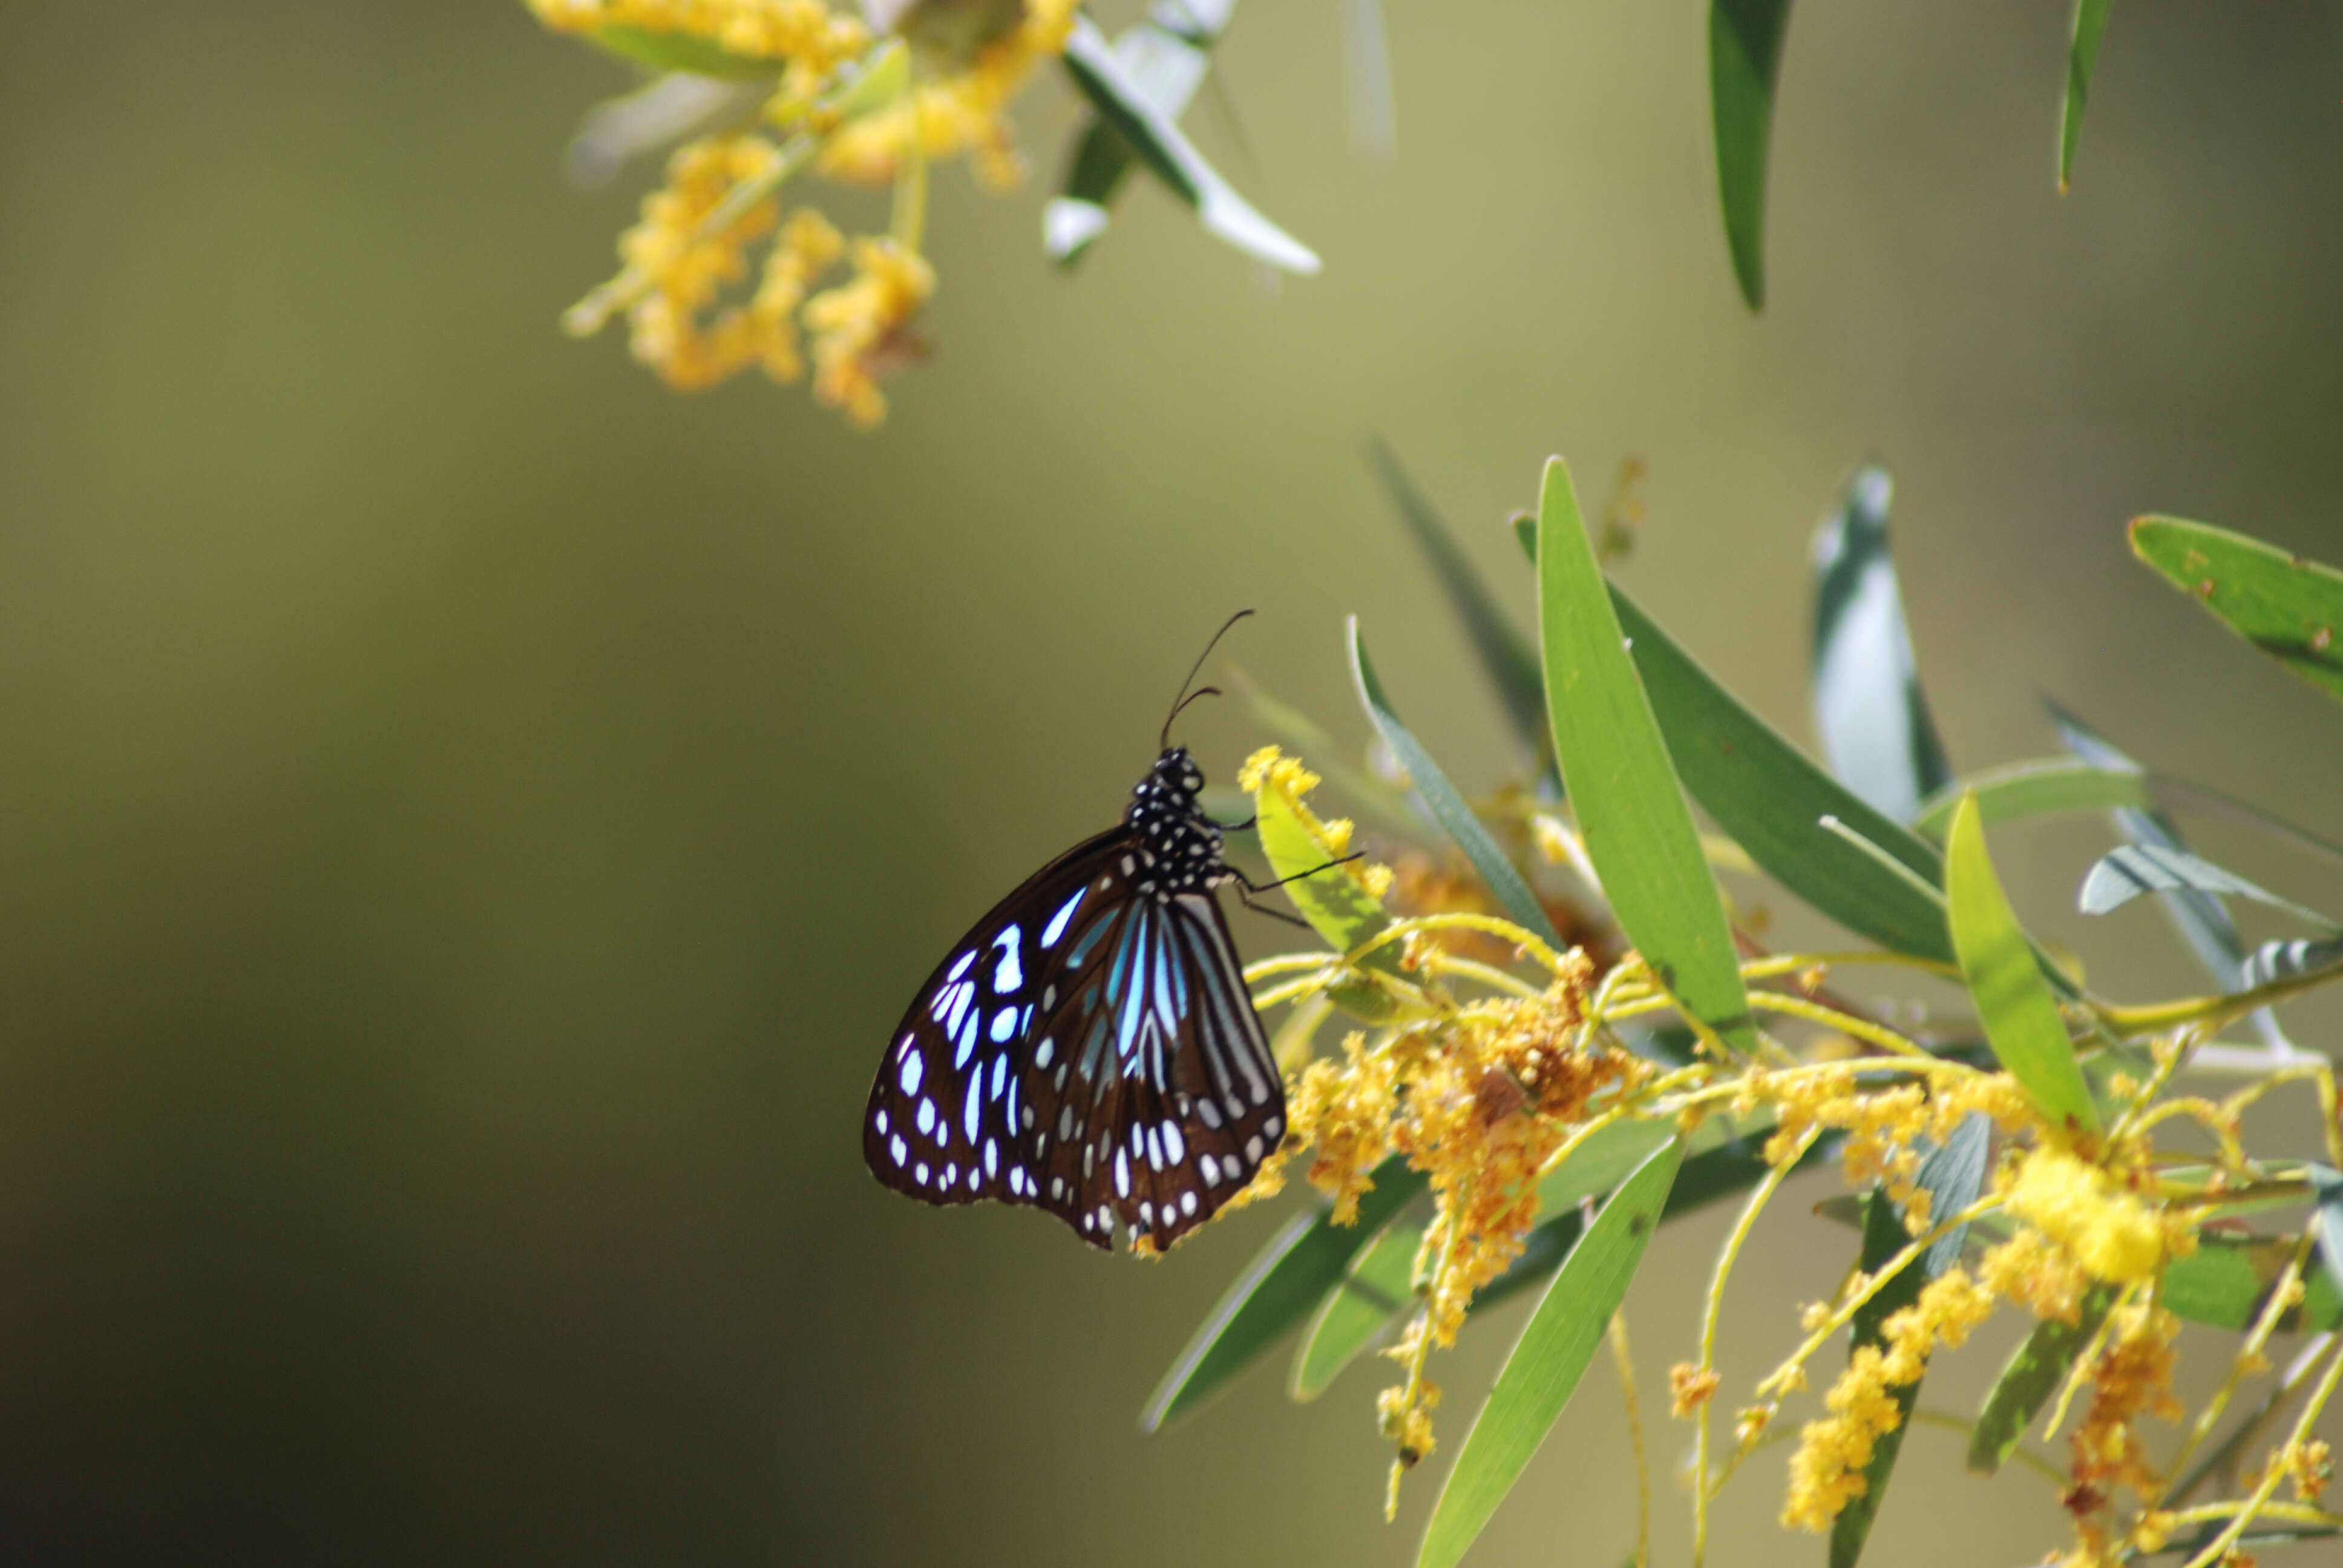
1518,518 -> 1958,967
1293,1213 -> 1423,1400
1912,759 -> 2149,840
2059,0 -> 2115,192
1810,466 -> 1953,823
1366,440 -> 1552,769
1945,795 -> 2100,1134
2131,516 -> 2343,706
1250,771 -> 1408,1022
1708,0 -> 1794,310
1417,1138 -> 1682,1568
2161,1230 -> 2342,1334
1536,459 -> 1755,1056
586,24 -> 790,80
1142,1158 -> 1427,1431
1829,1116 -> 1990,1567
1044,0 -> 1236,266
1060,16 -> 1320,274
2310,1165 -> 2343,1306
1617,590 -> 1958,967
2079,844 -> 2339,933
1350,619 -> 1561,949
1968,1283 -> 2117,1474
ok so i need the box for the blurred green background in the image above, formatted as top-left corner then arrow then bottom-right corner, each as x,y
3,1 -> 2341,1563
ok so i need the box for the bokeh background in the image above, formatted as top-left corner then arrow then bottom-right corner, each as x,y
3,1 -> 2342,1563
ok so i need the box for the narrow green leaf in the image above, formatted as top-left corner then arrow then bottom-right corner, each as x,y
1060,16 -> 1320,273
1912,758 -> 2149,840
1810,466 -> 1953,823
1536,459 -> 1754,1056
2079,844 -> 2339,933
1518,518 -> 1957,965
1945,795 -> 2100,1134
1293,1214 -> 1423,1400
1417,1139 -> 1682,1568
586,24 -> 788,80
1350,619 -> 1561,949
1044,0 -> 1236,266
1142,1158 -> 1427,1430
1366,441 -> 1552,768
1250,773 -> 1408,1022
2310,1165 -> 2343,1305
2163,1230 -> 2343,1333
2155,1524 -> 2339,1560
2131,517 -> 2343,706
1708,0 -> 1794,310
2059,0 -> 2115,192
1829,1116 -> 1990,1567
1968,1283 -> 2117,1473
1617,591 -> 1957,967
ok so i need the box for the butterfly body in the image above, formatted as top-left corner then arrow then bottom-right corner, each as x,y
862,745 -> 1286,1251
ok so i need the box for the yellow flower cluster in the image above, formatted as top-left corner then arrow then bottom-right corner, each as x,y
822,0 -> 1076,188
528,0 -> 1078,422
2001,1145 -> 2178,1286
1781,1269 -> 1996,1531
529,0 -> 870,74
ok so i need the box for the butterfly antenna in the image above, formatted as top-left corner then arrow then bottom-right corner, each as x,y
1161,608 -> 1255,750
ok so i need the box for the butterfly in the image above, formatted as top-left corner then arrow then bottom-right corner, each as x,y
861,613 -> 1299,1252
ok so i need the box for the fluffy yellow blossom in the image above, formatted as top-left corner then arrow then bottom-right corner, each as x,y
1782,1269 -> 1997,1530
1670,1363 -> 1720,1417
526,0 -> 871,72
1978,1228 -> 2092,1325
2003,1147 -> 2169,1285
821,0 -> 1075,188
614,134 -> 788,390
1740,1067 -> 1932,1216
1286,1031 -> 1399,1223
803,237 -> 934,427
532,0 -> 1080,421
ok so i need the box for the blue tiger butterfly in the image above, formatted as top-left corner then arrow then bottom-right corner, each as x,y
862,613 -> 1294,1251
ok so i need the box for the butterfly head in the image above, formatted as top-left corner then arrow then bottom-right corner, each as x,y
1122,746 -> 1225,903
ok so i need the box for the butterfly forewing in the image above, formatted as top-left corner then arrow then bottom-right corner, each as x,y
863,810 -> 1286,1252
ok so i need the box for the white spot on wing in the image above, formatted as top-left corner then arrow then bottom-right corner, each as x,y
992,926 -> 1024,995
1180,1191 -> 1197,1217
1041,888 -> 1085,949
899,1052 -> 922,1097
1161,1120 -> 1185,1165
990,1007 -> 1017,1043
1114,1148 -> 1130,1198
915,1099 -> 934,1137
1034,1037 -> 1054,1069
